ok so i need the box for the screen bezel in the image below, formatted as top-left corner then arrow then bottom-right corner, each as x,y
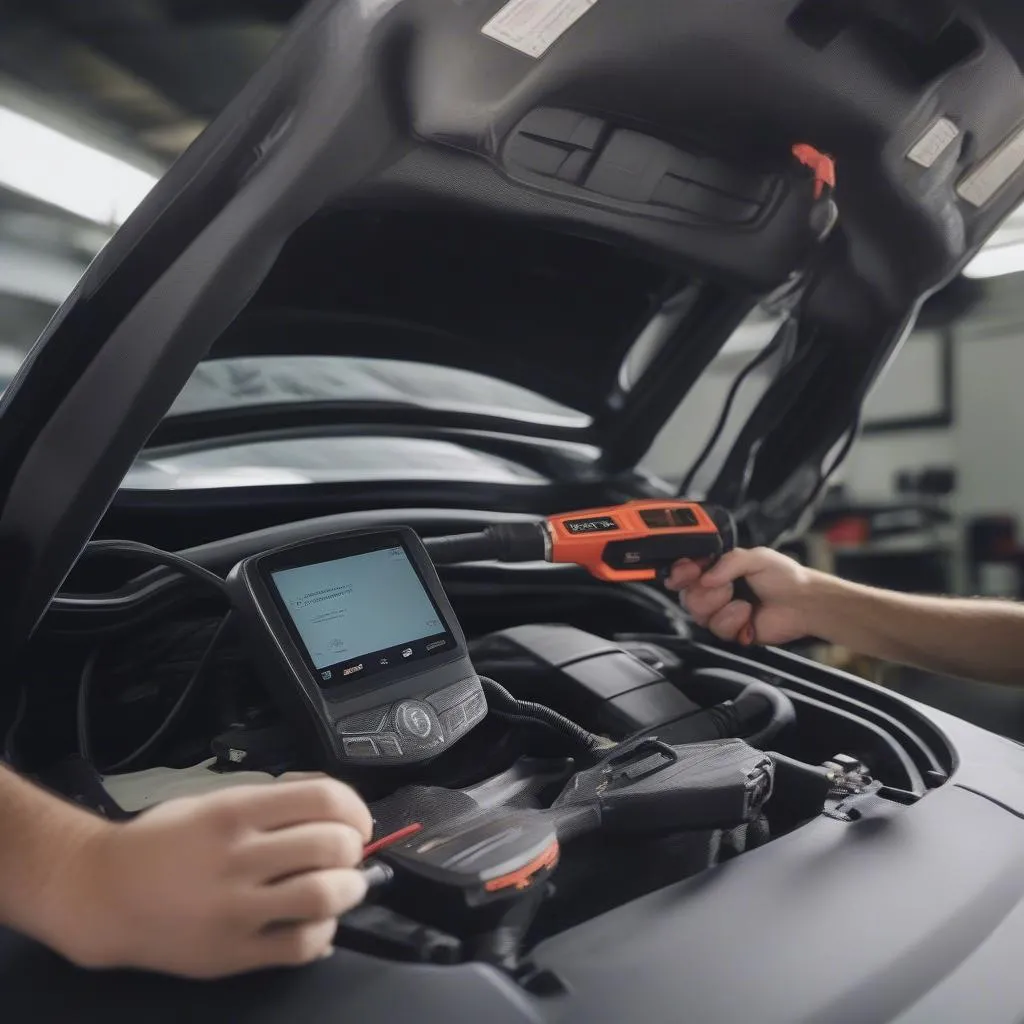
248,529 -> 465,702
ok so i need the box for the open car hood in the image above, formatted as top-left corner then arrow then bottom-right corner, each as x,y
2,0 -> 1024,639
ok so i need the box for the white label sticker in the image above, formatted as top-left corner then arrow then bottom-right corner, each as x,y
907,118 -> 960,169
958,123 -> 1024,208
481,0 -> 599,59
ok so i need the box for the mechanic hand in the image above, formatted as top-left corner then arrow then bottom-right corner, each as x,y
49,776 -> 373,979
665,547 -> 814,646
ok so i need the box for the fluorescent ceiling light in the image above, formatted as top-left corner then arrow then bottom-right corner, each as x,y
0,242 -> 85,304
963,202 -> 1024,279
0,106 -> 158,227
963,240 -> 1024,279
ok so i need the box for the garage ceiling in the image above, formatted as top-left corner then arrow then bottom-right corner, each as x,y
0,0 -> 304,165
0,0 -> 1022,326
0,1 -> 311,355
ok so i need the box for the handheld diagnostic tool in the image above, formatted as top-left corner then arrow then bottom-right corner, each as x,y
367,738 -> 773,906
545,500 -> 726,583
426,501 -> 759,642
227,528 -> 486,770
427,501 -> 740,584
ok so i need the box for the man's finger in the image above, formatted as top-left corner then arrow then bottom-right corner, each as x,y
259,868 -> 368,925
241,823 -> 366,882
707,600 -> 753,641
666,559 -> 703,591
253,918 -> 340,969
701,549 -> 759,588
684,583 -> 735,622
236,780 -> 373,840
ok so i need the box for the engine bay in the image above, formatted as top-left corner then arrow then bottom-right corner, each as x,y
5,510 -> 954,987
4,0 -> 1024,1015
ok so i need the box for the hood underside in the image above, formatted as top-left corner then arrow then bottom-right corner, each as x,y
2,0 -> 1024,641
212,209 -> 685,419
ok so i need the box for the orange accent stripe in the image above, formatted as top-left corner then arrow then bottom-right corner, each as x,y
483,840 -> 560,894
364,823 -> 423,859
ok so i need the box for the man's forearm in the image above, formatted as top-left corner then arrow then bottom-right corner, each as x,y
802,574 -> 1024,685
0,766 -> 105,948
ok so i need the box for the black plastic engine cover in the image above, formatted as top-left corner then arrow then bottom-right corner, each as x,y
471,625 -> 700,736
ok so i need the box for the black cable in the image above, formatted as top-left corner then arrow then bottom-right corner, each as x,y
425,524 -> 545,566
79,614 -> 234,775
423,532 -> 493,565
822,412 -> 861,481
82,539 -> 228,596
798,411 -> 862,518
479,677 -> 608,756
3,685 -> 28,767
679,317 -> 797,497
75,541 -> 229,771
732,325 -> 826,501
76,648 -> 101,767
487,707 -> 578,740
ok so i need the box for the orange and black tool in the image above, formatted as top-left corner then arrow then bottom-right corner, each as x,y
544,500 -> 760,643
374,810 -> 561,907
367,737 -> 774,906
544,499 -> 728,584
427,500 -> 761,642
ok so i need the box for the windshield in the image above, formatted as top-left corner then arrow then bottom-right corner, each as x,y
170,356 -> 590,428
125,436 -> 550,491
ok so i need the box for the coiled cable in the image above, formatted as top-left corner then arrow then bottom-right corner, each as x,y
478,677 -> 609,758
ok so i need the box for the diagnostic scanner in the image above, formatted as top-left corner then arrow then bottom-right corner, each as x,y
227,527 -> 486,772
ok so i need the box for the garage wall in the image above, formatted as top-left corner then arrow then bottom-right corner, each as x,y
647,276 -> 1024,534
838,276 -> 1024,526
841,430 -> 953,501
644,324 -> 959,502
952,329 -> 1024,522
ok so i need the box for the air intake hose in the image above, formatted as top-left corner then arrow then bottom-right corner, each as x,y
655,676 -> 795,749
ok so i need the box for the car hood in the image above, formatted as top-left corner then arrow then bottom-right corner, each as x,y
151,0 -> 1024,545
3,0 -> 1024,640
